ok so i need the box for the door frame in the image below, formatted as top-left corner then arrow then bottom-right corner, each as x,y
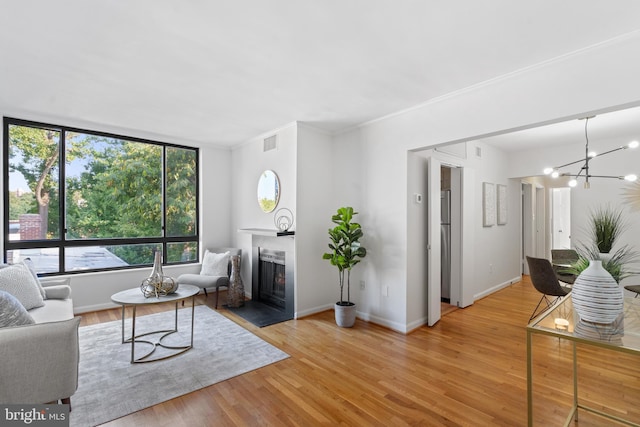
427,159 -> 465,326
522,182 -> 534,275
427,156 -> 441,326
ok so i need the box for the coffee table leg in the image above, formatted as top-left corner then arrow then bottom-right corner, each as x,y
131,305 -> 137,364
174,301 -> 178,331
191,295 -> 195,347
121,305 -> 125,344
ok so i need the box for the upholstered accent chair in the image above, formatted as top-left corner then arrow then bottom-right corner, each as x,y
177,247 -> 242,308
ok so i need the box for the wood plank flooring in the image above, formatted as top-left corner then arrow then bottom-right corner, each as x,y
77,277 -> 640,426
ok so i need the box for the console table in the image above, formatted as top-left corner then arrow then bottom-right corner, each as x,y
527,294 -> 640,426
111,284 -> 199,363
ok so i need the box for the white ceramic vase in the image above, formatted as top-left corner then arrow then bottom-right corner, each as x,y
599,252 -> 612,263
572,260 -> 623,324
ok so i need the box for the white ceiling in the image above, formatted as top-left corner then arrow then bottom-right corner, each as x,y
2,1 -> 640,147
481,105 -> 640,153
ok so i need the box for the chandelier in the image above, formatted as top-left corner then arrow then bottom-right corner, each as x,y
543,116 -> 638,189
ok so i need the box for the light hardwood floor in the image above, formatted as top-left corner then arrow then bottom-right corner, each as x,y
78,277 -> 640,426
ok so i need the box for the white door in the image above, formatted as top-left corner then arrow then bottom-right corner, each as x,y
427,157 -> 441,326
552,188 -> 572,249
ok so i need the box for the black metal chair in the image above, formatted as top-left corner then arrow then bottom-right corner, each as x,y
624,285 -> 640,298
526,256 -> 572,323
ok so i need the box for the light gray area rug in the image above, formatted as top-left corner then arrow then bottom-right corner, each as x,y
70,305 -> 289,427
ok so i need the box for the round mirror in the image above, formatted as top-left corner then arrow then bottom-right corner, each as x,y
257,170 -> 280,213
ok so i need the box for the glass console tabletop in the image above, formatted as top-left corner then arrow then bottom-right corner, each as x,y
529,294 -> 640,351
526,295 -> 640,426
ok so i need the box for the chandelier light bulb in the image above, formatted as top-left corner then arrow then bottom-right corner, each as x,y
549,116 -> 636,189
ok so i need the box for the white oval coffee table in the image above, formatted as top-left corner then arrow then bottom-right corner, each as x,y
111,284 -> 199,363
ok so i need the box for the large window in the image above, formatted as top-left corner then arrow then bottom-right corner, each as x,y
3,118 -> 199,275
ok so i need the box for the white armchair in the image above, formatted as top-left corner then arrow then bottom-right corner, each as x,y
177,247 -> 241,308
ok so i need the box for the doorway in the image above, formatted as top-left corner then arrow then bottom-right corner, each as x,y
522,183 -> 533,274
440,165 -> 461,315
535,186 -> 546,258
551,187 -> 571,249
422,154 -> 466,327
521,181 -> 550,274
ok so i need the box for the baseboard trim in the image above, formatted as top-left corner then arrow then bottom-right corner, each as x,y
357,311 -> 408,334
75,302 -> 118,315
474,276 -> 522,301
295,303 -> 334,319
295,304 -> 409,333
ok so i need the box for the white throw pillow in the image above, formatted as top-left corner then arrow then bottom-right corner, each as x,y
0,263 -> 45,310
0,290 -> 35,327
0,259 -> 46,299
21,258 -> 47,299
200,250 -> 230,277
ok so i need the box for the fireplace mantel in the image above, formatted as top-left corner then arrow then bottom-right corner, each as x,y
238,228 -> 295,237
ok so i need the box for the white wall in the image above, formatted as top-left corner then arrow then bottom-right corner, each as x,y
230,122 -> 298,299
405,152 -> 427,329
467,142 -> 522,300
295,125 -> 336,316
339,31 -> 640,332
230,123 -> 356,318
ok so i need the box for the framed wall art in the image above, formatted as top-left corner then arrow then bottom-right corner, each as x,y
482,182 -> 495,227
497,184 -> 507,225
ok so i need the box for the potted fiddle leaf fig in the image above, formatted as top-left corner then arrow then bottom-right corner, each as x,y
322,207 -> 367,327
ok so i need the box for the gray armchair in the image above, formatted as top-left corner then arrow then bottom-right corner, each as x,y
177,247 -> 242,308
0,316 -> 81,405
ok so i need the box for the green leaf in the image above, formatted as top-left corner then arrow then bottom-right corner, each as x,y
322,206 -> 367,303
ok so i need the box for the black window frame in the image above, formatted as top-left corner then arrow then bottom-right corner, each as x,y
3,117 -> 199,276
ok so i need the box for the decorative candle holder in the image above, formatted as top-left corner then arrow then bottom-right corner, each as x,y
141,251 -> 178,298
274,207 -> 294,232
